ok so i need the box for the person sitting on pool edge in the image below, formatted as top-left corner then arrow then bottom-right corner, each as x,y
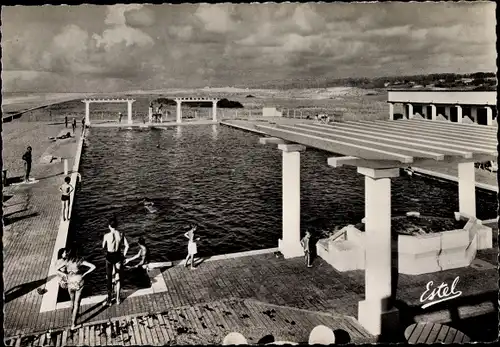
124,237 -> 150,270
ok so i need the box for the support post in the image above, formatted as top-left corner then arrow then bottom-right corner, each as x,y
127,101 -> 133,124
407,103 -> 413,119
278,144 -> 306,259
63,159 -> 68,175
456,105 -> 462,123
212,100 -> 218,122
430,104 -> 437,121
445,105 -> 451,122
85,101 -> 90,125
470,107 -> 477,123
458,162 -> 476,217
176,100 -> 182,123
357,167 -> 400,336
388,103 -> 394,120
485,106 -> 493,126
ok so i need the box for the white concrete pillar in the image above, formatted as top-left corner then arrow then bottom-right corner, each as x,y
388,103 -> 394,120
127,101 -> 133,124
278,144 -> 306,259
357,167 -> 400,336
470,107 -> 477,123
85,101 -> 90,125
430,104 -> 437,121
176,101 -> 182,123
212,100 -> 218,122
458,162 -> 476,217
406,104 -> 413,119
445,105 -> 451,122
485,106 -> 493,126
456,105 -> 462,123
63,159 -> 69,175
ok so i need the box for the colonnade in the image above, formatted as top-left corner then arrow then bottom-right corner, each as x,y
389,102 -> 494,126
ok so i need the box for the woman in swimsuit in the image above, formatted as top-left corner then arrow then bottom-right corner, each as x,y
102,218 -> 129,306
59,176 -> 74,221
184,225 -> 200,270
56,248 -> 95,330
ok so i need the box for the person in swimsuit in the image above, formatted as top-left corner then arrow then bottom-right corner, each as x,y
102,218 -> 129,306
124,237 -> 150,270
56,248 -> 96,330
72,118 -> 77,135
59,176 -> 74,221
184,225 -> 200,270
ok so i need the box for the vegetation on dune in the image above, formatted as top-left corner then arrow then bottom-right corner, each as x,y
151,97 -> 244,108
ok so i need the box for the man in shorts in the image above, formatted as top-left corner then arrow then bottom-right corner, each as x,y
301,231 -> 313,268
102,218 -> 129,305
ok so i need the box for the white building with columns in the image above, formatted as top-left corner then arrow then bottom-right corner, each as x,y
387,90 -> 497,126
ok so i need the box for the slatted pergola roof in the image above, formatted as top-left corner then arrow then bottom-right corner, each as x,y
256,119 -> 497,169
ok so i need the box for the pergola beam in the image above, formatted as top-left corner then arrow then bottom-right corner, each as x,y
255,125 -> 414,163
312,123 -> 496,153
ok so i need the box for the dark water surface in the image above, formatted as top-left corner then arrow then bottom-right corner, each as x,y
66,125 -> 497,297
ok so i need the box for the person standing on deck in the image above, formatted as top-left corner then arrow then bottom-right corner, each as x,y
118,112 -> 123,123
22,146 -> 32,182
102,218 -> 129,306
301,231 -> 313,268
81,117 -> 85,129
72,118 -> 77,135
184,225 -> 200,270
65,116 -> 68,128
59,176 -> 74,221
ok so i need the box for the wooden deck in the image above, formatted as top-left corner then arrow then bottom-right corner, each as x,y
4,298 -> 374,346
404,322 -> 471,344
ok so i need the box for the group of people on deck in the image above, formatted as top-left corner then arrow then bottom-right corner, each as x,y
54,213 -> 200,329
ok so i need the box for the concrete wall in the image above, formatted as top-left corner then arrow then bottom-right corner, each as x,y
388,91 -> 496,105
263,107 -> 282,117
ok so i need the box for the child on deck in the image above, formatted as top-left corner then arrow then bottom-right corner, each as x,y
184,225 -> 200,270
124,237 -> 150,270
301,231 -> 313,268
59,176 -> 74,221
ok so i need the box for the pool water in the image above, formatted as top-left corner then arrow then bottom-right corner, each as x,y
65,125 -> 497,298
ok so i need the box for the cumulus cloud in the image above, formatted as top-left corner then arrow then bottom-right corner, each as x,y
1,2 -> 496,92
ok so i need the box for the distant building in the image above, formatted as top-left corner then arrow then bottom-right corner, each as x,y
387,89 -> 496,125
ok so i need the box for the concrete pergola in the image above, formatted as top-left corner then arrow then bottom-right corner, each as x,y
256,119 -> 497,336
174,97 -> 220,123
82,98 -> 136,125
387,90 -> 497,125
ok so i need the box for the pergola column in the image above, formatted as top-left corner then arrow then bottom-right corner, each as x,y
212,100 -> 218,122
176,100 -> 182,123
470,107 -> 477,123
388,103 -> 394,120
406,103 -> 413,119
485,106 -> 493,126
279,143 -> 306,259
430,104 -> 437,120
445,105 -> 451,122
84,101 -> 90,125
458,162 -> 475,217
127,101 -> 133,124
357,167 -> 400,336
455,105 -> 462,123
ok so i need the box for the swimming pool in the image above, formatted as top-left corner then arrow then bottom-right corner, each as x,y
66,125 -> 497,297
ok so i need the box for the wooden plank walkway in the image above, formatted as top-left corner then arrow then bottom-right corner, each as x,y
404,322 -> 471,344
4,298 -> 374,346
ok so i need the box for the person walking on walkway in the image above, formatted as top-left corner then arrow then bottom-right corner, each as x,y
65,116 -> 68,128
184,225 -> 200,269
81,117 -> 85,130
301,231 -> 313,268
102,218 -> 129,306
22,146 -> 32,182
72,118 -> 77,135
56,248 -> 96,330
59,176 -> 74,221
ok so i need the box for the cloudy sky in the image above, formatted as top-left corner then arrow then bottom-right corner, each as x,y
2,2 -> 496,92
